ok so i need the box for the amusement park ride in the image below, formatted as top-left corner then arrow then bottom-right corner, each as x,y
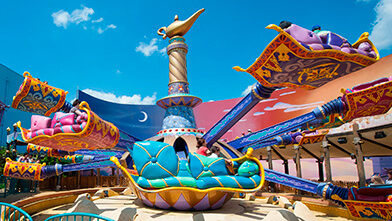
3,8 -> 392,220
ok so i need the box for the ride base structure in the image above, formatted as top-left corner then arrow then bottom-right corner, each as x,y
3,8 -> 392,220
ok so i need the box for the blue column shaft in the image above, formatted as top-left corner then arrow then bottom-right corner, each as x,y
242,134 -> 294,153
229,98 -> 344,150
203,83 -> 275,147
264,168 -> 318,193
63,158 -> 115,172
228,112 -> 315,149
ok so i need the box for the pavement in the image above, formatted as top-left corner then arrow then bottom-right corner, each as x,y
30,194 -> 354,221
1,189 -> 354,220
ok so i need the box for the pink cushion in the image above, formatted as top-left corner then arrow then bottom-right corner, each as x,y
51,112 -> 75,128
76,113 -> 88,124
53,124 -> 84,134
31,115 -> 51,132
27,128 -> 54,139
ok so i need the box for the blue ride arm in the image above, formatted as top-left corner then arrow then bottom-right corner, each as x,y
316,183 -> 349,206
264,168 -> 319,193
241,134 -> 294,153
4,157 -> 118,181
203,83 -> 275,147
228,98 -> 344,150
264,169 -> 349,206
62,158 -> 115,173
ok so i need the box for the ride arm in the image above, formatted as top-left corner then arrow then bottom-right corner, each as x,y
228,98 -> 344,150
3,157 -> 116,181
203,83 -> 275,147
264,168 -> 348,206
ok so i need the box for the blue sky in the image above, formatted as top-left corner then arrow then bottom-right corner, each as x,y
0,0 -> 391,105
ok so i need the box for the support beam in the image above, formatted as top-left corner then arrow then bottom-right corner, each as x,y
56,175 -> 61,191
77,170 -> 81,189
359,135 -> 392,151
97,168 -> 101,187
318,160 -> 324,182
294,144 -> 303,195
283,160 -> 289,175
267,146 -> 273,170
326,138 -> 352,157
293,145 -> 302,178
271,146 -> 289,174
266,146 -> 275,192
283,160 -> 290,174
323,138 -> 332,182
353,123 -> 366,187
301,145 -> 321,161
301,145 -> 324,181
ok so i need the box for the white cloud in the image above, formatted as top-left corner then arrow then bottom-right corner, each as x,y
369,0 -> 392,50
264,101 -> 324,112
52,6 -> 94,28
52,6 -> 116,34
241,85 -> 253,96
116,70 -> 122,74
253,112 -> 265,116
52,10 -> 71,28
107,24 -> 116,29
158,48 -> 166,54
97,24 -> 117,34
71,6 -> 94,24
135,38 -> 166,57
83,89 -> 157,104
258,98 -> 278,103
279,91 -> 296,96
92,17 -> 103,23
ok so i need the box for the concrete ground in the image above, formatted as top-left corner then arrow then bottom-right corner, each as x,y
30,194 -> 354,221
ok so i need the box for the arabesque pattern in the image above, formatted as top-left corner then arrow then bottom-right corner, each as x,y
344,200 -> 392,220
11,72 -> 67,116
343,80 -> 392,121
235,30 -> 378,90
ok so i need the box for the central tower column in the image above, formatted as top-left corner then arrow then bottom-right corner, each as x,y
156,9 -> 205,134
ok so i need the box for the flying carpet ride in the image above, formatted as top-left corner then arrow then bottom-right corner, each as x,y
11,73 -> 119,152
111,141 -> 265,210
317,183 -> 392,220
16,101 -> 119,152
313,77 -> 392,130
3,12 -> 392,218
233,23 -> 379,90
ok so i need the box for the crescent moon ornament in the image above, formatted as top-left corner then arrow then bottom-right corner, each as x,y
139,111 -> 148,123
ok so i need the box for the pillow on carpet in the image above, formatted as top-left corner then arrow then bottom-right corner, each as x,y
132,141 -> 179,179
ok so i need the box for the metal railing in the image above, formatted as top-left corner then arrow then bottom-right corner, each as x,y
0,202 -> 33,221
45,212 -> 115,221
